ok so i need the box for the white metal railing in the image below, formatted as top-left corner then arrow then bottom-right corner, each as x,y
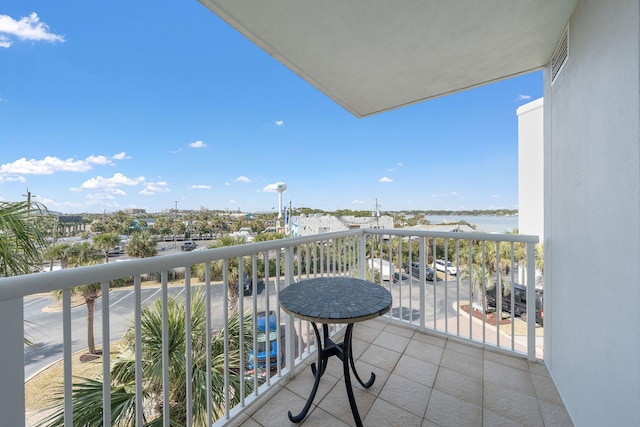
1,228 -> 538,426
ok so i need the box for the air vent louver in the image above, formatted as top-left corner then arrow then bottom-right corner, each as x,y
551,25 -> 569,84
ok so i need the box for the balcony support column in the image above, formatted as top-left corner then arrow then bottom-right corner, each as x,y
0,297 -> 25,427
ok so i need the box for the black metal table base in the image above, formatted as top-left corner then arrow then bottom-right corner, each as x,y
288,322 -> 375,426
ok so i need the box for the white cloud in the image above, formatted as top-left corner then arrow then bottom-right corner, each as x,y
191,184 -> 211,189
235,176 -> 251,183
73,173 -> 145,194
0,175 -> 26,183
387,168 -> 395,172
492,194 -> 500,198
189,140 -> 207,148
0,35 -> 11,48
139,181 -> 169,196
450,192 -> 457,196
275,120 -> 284,126
229,199 -> 237,204
0,13 -> 65,48
379,177 -> 393,183
0,156 -> 94,175
516,94 -> 532,101
112,152 -> 130,160
225,182 -> 231,186
351,199 -> 366,204
86,155 -> 113,166
397,162 -> 403,167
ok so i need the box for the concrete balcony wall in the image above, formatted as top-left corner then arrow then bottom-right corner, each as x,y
544,0 -> 640,424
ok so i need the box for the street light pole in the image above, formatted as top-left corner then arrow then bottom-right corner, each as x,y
172,201 -> 180,250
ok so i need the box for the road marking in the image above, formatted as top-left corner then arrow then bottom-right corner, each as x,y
109,289 -> 134,308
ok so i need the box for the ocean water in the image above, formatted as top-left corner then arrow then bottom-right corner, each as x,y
424,215 -> 519,233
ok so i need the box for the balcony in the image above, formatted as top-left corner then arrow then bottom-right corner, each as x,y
0,228 -> 568,426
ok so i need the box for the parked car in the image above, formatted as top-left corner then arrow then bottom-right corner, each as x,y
247,312 -> 282,370
238,275 -> 265,296
434,259 -> 458,275
486,282 -> 544,326
402,261 -> 436,281
180,241 -> 197,251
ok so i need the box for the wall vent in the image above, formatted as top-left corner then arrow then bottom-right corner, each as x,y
551,25 -> 569,84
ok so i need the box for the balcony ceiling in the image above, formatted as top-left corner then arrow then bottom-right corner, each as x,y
198,0 -> 577,117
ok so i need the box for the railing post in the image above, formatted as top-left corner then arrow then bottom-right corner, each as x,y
358,232 -> 366,280
0,297 -> 25,427
526,242 -> 536,361
284,245 -> 296,378
419,237 -> 426,330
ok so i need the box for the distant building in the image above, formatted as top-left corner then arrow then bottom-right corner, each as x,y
126,208 -> 147,214
291,214 -> 394,237
517,97 -> 544,241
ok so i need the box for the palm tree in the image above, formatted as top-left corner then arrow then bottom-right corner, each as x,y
93,232 -> 121,263
208,235 -> 251,311
126,230 -> 158,258
461,263 -> 495,312
37,290 -> 254,426
65,242 -> 104,355
0,201 -> 48,277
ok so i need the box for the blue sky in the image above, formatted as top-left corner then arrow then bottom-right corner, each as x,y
0,2 -> 542,214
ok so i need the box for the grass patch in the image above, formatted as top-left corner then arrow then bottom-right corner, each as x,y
25,343 -> 119,411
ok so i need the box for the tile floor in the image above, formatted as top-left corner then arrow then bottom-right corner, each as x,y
225,317 -> 572,427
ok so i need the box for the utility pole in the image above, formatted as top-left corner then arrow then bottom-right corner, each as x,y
22,188 -> 36,212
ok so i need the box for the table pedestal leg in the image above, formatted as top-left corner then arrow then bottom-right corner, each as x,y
288,323 -> 376,427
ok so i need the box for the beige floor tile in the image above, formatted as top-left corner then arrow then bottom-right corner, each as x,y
483,382 -> 544,427
412,331 -> 447,348
365,397 -> 424,427
528,360 -> 551,377
251,387 -> 311,427
373,330 -> 411,353
484,360 -> 536,396
404,338 -> 445,365
425,389 -> 483,427
393,354 -> 439,387
439,348 -> 484,379
538,399 -> 574,426
433,366 -> 483,407
378,373 -> 431,417
531,373 -> 564,406
285,367 -> 340,403
484,348 -> 530,372
359,343 -> 402,372
384,322 -> 417,338
483,408 -> 530,427
353,323 -> 383,343
445,339 -> 484,358
349,358 -> 391,397
298,406 -> 351,427
317,379 -> 377,427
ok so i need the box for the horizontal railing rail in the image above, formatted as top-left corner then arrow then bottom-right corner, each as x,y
1,228 -> 538,426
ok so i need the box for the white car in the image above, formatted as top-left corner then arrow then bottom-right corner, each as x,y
434,259 -> 458,275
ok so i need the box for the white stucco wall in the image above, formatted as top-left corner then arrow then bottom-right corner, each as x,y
517,97 -> 544,241
544,1 -> 640,425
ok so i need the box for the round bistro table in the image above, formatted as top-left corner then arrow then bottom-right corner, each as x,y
279,277 -> 392,427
